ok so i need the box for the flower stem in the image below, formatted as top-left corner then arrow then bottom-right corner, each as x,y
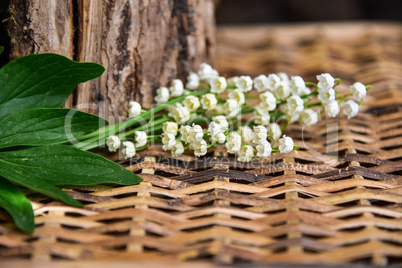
334,78 -> 342,88
74,89 -> 210,150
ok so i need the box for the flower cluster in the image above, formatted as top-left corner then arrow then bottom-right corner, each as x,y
103,63 -> 369,162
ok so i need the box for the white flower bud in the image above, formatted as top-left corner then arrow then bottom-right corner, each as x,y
277,72 -> 290,84
287,95 -> 304,114
256,140 -> 272,158
189,124 -> 204,143
228,89 -> 245,105
134,131 -> 147,148
201,93 -> 218,110
122,141 -> 136,159
226,132 -> 242,154
290,76 -> 307,96
237,126 -> 253,144
235,76 -> 253,92
208,122 -> 226,144
254,74 -> 269,92
210,76 -> 227,93
299,109 -> 318,126
154,87 -> 170,104
186,72 -> 199,90
268,123 -> 282,141
350,82 -> 366,102
238,145 -> 254,162
253,105 -> 270,126
183,95 -> 200,112
253,125 -> 268,144
286,110 -> 300,124
215,133 -> 226,144
260,91 -> 277,111
128,101 -> 142,118
162,132 -> 176,150
163,122 -> 178,135
171,142 -> 184,157
279,135 -> 294,154
213,115 -> 229,129
193,139 -> 208,157
227,76 -> 239,87
168,105 -> 190,124
224,99 -> 241,118
317,73 -> 335,92
198,63 -> 219,80
343,100 -> 359,119
106,135 -> 120,152
318,88 -> 336,104
273,74 -> 291,99
180,125 -> 192,143
266,74 -> 281,91
169,79 -> 184,97
325,101 -> 340,118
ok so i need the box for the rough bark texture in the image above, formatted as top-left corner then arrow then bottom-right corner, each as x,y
7,0 -> 215,121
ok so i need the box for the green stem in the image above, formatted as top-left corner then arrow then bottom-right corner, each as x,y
305,82 -> 318,90
199,82 -> 209,89
120,117 -> 169,140
280,120 -> 289,131
307,101 -> 322,108
334,78 -> 342,88
337,93 -> 353,105
245,94 -> 260,100
75,89 -> 210,150
267,134 -> 276,147
147,135 -> 160,139
136,143 -> 149,151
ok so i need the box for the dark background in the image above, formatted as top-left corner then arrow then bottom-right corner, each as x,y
215,0 -> 402,24
1,0 -> 401,67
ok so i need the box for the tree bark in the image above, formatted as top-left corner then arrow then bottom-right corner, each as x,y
7,0 -> 215,121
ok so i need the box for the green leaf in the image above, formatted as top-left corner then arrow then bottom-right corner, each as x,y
0,177 -> 34,233
0,53 -> 105,120
0,46 -> 3,55
0,145 -> 142,206
0,162 -> 82,207
0,108 -> 108,149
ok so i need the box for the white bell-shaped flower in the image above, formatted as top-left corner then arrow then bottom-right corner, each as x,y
279,135 -> 294,154
256,140 -> 272,158
201,93 -> 218,110
350,82 -> 366,102
122,141 -> 136,159
106,135 -> 121,152
128,101 -> 142,118
134,131 -> 147,148
343,100 -> 359,119
186,72 -> 199,90
238,145 -> 254,162
154,87 -> 170,104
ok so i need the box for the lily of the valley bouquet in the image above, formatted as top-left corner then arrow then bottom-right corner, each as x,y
0,48 -> 369,234
76,63 -> 370,162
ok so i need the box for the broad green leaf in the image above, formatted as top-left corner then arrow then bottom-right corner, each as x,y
0,46 -> 3,55
0,162 -> 82,207
0,108 -> 108,149
0,53 -> 105,119
0,177 -> 34,233
0,145 -> 142,205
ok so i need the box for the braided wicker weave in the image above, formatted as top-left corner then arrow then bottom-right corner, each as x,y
1,23 -> 401,267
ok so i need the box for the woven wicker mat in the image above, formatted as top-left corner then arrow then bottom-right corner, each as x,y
1,22 -> 401,267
